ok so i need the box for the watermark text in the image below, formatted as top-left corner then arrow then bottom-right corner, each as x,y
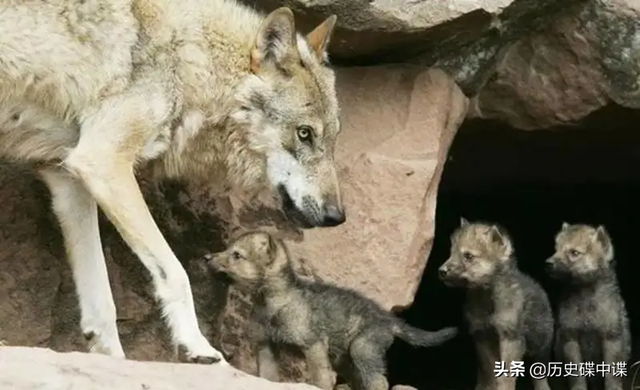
494,361 -> 628,379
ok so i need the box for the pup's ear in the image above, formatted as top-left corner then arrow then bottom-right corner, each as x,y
251,7 -> 298,73
594,225 -> 614,262
488,225 -> 506,246
562,222 -> 569,230
487,225 -> 513,260
460,217 -> 469,227
306,15 -> 337,63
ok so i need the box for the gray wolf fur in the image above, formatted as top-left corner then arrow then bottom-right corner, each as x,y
0,0 -> 345,363
207,231 -> 459,390
438,218 -> 554,390
546,223 -> 631,390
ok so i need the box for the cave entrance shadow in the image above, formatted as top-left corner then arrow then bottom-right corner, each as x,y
386,104 -> 640,390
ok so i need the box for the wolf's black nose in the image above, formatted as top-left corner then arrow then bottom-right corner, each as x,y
322,204 -> 346,227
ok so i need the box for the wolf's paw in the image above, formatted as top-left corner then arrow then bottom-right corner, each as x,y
84,329 -> 126,358
179,340 -> 229,366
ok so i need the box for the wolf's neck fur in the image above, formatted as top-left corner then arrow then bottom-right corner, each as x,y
138,0 -> 268,193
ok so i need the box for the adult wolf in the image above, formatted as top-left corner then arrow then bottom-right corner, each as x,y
0,0 -> 344,364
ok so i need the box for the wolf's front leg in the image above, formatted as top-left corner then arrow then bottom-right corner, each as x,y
63,82 -> 226,365
473,339 -> 496,390
561,337 -> 587,390
257,343 -> 281,382
497,337 -> 524,390
602,338 -> 626,390
40,168 -> 125,358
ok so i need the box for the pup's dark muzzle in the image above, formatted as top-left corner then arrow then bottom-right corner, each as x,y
438,264 -> 465,287
211,269 -> 235,285
438,267 -> 449,280
203,254 -> 234,284
545,256 -> 566,279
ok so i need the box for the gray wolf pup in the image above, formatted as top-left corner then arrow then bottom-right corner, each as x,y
546,223 -> 631,390
438,218 -> 554,390
206,231 -> 459,390
0,0 -> 344,363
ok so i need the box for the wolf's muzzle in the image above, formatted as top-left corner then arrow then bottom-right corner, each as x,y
278,185 -> 315,228
322,203 -> 345,227
278,185 -> 346,228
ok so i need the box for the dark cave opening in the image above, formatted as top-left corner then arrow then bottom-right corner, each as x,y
386,104 -> 640,390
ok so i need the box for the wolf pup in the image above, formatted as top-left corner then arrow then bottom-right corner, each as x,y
0,0 -> 345,363
439,218 -> 554,390
207,231 -> 459,390
546,223 -> 631,390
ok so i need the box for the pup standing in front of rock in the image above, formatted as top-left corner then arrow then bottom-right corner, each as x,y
207,231 -> 459,390
439,218 -> 554,390
546,223 -> 631,390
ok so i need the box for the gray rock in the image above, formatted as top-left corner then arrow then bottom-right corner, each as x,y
472,0 -> 640,129
244,0 -> 581,94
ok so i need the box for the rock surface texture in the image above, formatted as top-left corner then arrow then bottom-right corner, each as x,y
0,346 -> 318,390
247,0 -> 640,129
471,0 -> 640,129
2,0 -> 639,387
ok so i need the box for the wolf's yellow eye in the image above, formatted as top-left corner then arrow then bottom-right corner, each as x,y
569,249 -> 581,257
296,125 -> 314,143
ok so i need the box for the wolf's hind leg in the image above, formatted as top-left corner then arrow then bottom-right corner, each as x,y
257,343 -> 281,382
39,167 -> 125,358
349,331 -> 391,390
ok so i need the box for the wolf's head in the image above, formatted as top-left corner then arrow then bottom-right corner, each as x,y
205,230 -> 291,292
229,8 -> 345,229
546,223 -> 614,283
438,218 -> 515,289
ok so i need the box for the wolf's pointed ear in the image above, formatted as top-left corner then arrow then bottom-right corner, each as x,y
594,225 -> 614,262
460,217 -> 469,227
251,7 -> 298,73
306,15 -> 337,62
562,222 -> 569,230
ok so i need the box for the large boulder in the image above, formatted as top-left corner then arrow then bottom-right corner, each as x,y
242,0 -> 577,94
471,0 -> 640,129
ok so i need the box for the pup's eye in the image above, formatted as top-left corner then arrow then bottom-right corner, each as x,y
462,252 -> 475,261
569,249 -> 581,257
296,125 -> 314,144
231,251 -> 242,261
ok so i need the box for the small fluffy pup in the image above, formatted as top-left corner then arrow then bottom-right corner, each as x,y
546,223 -> 630,390
207,231 -> 458,390
439,218 -> 554,390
